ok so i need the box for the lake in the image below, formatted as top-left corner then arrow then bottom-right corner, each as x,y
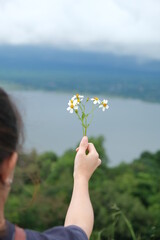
9,90 -> 160,166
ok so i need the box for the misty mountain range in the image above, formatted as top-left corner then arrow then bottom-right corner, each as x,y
0,45 -> 160,102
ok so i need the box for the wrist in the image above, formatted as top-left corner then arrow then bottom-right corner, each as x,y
74,174 -> 89,184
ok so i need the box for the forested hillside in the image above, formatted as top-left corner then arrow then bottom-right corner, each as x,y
6,136 -> 160,240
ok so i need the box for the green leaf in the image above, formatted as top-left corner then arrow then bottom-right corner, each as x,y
82,112 -> 85,120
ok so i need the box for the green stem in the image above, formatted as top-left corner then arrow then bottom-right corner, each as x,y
88,112 -> 94,126
84,112 -> 88,136
88,104 -> 95,116
112,217 -> 118,240
87,104 -> 98,126
121,212 -> 137,240
79,103 -> 87,136
76,112 -> 82,121
81,103 -> 85,111
79,104 -> 84,112
84,127 -> 87,136
82,126 -> 85,136
97,228 -> 106,240
75,111 -> 85,135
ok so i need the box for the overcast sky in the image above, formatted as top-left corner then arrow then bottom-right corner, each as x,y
0,0 -> 160,60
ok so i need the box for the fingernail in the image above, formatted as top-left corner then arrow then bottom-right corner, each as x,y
82,136 -> 88,145
83,136 -> 88,141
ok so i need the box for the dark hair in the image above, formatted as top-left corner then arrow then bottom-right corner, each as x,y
0,88 -> 23,164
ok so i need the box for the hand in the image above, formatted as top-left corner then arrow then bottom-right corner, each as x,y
74,136 -> 101,181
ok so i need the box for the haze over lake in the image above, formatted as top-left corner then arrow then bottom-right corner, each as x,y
10,90 -> 160,166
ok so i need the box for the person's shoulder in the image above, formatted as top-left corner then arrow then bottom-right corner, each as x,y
25,225 -> 88,240
0,221 -> 15,240
63,225 -> 88,240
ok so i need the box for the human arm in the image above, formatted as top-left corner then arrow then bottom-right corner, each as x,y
64,136 -> 101,239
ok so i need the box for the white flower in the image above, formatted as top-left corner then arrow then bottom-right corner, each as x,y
72,94 -> 84,104
67,99 -> 78,113
99,99 -> 109,111
91,97 -> 101,105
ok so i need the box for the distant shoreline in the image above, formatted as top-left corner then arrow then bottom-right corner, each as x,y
0,46 -> 160,103
1,80 -> 160,105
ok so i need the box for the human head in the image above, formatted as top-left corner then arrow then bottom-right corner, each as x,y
0,87 -> 23,185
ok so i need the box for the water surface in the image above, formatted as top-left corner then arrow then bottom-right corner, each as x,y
10,90 -> 160,166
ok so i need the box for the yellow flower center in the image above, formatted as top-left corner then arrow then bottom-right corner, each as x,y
103,103 -> 107,107
70,100 -> 73,103
94,97 -> 99,101
70,104 -> 74,109
77,98 -> 80,103
76,94 -> 79,98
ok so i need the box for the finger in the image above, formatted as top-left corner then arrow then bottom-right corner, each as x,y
97,158 -> 102,166
87,143 -> 97,154
79,136 -> 88,153
76,147 -> 79,152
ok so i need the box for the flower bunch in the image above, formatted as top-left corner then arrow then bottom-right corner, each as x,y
67,94 -> 109,136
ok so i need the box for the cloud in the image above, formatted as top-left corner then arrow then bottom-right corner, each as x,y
0,0 -> 160,60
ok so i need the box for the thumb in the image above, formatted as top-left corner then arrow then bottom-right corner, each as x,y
79,136 -> 88,153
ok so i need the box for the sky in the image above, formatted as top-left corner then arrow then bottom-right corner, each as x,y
0,0 -> 160,60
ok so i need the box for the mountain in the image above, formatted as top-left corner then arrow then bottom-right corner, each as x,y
0,45 -> 160,102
